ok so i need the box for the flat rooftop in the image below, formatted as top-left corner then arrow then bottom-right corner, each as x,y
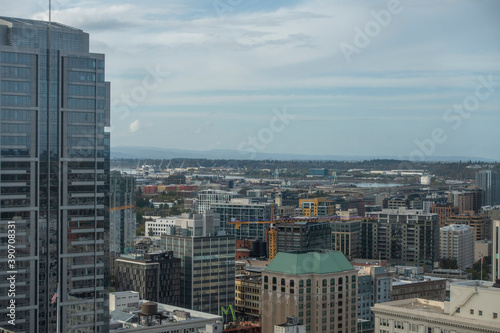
396,299 -> 445,315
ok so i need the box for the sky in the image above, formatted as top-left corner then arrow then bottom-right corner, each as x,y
4,0 -> 500,160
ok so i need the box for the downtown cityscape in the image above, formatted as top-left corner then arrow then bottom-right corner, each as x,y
1,1 -> 500,333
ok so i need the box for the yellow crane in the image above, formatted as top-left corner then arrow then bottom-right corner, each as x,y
109,204 -> 135,212
229,205 -> 377,262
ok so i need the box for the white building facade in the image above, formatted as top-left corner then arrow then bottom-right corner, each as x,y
440,224 -> 475,269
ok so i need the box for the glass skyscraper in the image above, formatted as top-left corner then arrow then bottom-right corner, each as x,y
0,17 -> 110,332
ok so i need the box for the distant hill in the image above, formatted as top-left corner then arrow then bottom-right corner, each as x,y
111,146 -> 497,162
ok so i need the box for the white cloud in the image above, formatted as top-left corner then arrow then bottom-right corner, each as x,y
129,120 -> 140,133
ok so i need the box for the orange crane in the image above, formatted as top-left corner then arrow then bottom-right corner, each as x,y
229,211 -> 377,262
109,204 -> 135,212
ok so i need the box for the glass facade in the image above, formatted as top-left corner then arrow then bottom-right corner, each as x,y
162,235 -> 236,315
109,171 -> 136,255
0,17 -> 110,332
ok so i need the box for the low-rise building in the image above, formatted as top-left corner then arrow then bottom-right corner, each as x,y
110,300 -> 223,332
115,252 -> 181,306
235,275 -> 262,321
372,281 -> 500,333
274,317 -> 305,333
110,291 -> 140,312
391,267 -> 447,301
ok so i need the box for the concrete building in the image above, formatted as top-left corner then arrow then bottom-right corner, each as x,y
274,317 -> 306,333
365,209 -> 440,269
235,275 -> 261,321
110,291 -> 140,312
299,197 -> 335,217
391,266 -> 447,301
110,300 -> 223,332
493,220 -> 500,282
372,281 -> 500,333
331,218 -> 362,259
145,217 -> 177,237
356,266 -> 391,330
275,222 -> 331,253
110,171 -> 136,254
431,203 -> 458,228
261,251 -> 358,333
115,252 -> 181,306
275,190 -> 301,208
475,240 -> 492,261
211,198 -> 274,241
197,189 -> 237,213
0,17 -> 110,333
441,224 -> 475,269
446,213 -> 491,241
476,170 -> 500,206
456,189 -> 483,214
161,217 -> 235,315
145,210 -> 221,238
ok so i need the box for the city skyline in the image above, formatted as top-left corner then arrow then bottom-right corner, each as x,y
4,0 -> 499,160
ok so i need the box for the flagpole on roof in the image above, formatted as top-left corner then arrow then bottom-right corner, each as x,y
56,283 -> 60,333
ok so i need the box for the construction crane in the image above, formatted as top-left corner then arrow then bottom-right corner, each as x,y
267,205 -> 277,261
109,204 -> 135,212
229,212 -> 377,262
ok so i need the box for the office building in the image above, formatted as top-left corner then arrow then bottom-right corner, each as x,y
299,197 -> 335,217
161,215 -> 235,315
372,281 -> 500,333
197,189 -> 236,213
275,222 -> 331,253
261,251 -> 358,333
110,171 -> 136,255
493,220 -> 500,282
331,218 -> 362,259
145,210 -> 220,237
366,209 -> 440,268
115,252 -> 181,306
440,224 -> 475,269
0,17 -> 110,332
476,170 -> 500,207
356,266 -> 391,330
211,198 -> 274,241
